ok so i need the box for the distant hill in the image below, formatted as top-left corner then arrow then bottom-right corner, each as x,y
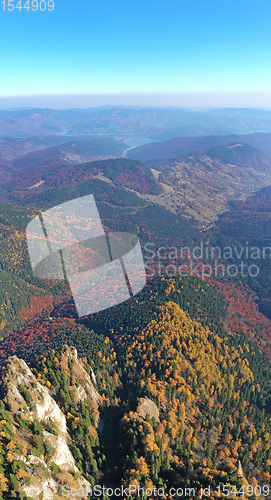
128,132 -> 271,161
0,138 -> 126,188
0,107 -> 219,137
208,107 -> 271,133
66,107 -> 220,136
205,142 -> 271,172
3,140 -> 271,225
11,138 -> 125,170
0,108 -> 78,136
150,126 -> 236,141
2,157 -> 163,199
0,136 -> 68,161
145,143 -> 271,221
0,135 -> 127,161
2,106 -> 271,137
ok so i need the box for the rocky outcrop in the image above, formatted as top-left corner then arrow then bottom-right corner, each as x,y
60,345 -> 101,406
0,353 -> 96,499
136,396 -> 160,422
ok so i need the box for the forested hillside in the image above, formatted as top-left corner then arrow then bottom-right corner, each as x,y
0,276 -> 271,498
209,186 -> 271,321
128,133 -> 271,162
0,158 -> 163,205
143,143 -> 271,221
0,175 -> 271,498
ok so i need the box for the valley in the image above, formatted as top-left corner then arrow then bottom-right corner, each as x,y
1,107 -> 271,499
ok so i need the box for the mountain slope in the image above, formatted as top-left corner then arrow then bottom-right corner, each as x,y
0,137 -> 68,161
0,191 -> 271,497
0,195 -> 199,335
127,133 -> 271,161
0,346 -> 99,499
142,143 -> 271,222
1,289 -> 271,498
150,126 -> 238,141
1,158 -> 163,202
211,185 -> 271,320
11,139 -> 126,171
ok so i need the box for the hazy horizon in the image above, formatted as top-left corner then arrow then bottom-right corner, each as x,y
1,92 -> 271,111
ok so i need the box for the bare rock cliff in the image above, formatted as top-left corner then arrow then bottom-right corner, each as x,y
0,350 -> 99,499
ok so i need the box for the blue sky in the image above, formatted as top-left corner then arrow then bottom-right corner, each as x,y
1,0 -> 271,107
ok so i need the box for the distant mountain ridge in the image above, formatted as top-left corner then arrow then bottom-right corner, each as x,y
150,126 -> 238,141
196,142 -> 271,172
0,138 -> 126,184
128,132 -> 271,161
2,106 -> 271,137
0,135 -> 123,161
11,139 -> 126,171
